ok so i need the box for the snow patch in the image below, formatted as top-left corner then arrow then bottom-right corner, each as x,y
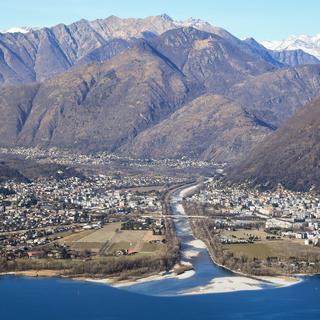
0,27 -> 35,34
261,34 -> 320,59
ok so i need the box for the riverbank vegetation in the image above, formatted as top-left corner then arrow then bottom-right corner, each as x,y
0,253 -> 176,280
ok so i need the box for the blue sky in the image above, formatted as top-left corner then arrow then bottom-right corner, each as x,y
1,0 -> 319,40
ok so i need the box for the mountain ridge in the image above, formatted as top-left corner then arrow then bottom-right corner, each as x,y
1,14 -> 318,86
229,96 -> 320,191
0,15 -> 320,165
261,34 -> 320,59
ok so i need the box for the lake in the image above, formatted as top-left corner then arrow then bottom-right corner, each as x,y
1,275 -> 320,320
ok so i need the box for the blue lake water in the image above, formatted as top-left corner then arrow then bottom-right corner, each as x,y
1,275 -> 320,320
1,185 -> 320,319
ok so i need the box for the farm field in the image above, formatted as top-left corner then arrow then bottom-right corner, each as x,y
225,238 -> 320,260
77,223 -> 122,243
58,222 -> 165,255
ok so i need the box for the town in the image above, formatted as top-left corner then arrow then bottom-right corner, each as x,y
183,179 -> 320,275
0,172 -> 179,261
0,146 -> 222,170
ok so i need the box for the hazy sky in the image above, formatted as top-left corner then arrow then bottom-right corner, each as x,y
1,0 -> 319,40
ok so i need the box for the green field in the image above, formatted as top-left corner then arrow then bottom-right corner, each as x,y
225,239 -> 320,259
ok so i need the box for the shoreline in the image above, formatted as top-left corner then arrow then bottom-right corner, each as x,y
204,239 -> 303,285
183,223 -> 304,291
0,267 -> 303,296
106,182 -> 306,294
0,235 -> 305,295
179,275 -> 303,295
0,268 -> 197,286
83,269 -> 197,288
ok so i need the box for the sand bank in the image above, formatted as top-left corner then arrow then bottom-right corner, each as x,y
82,269 -> 196,288
180,275 -> 301,295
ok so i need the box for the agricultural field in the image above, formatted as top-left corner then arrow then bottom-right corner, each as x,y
77,223 -> 122,243
224,233 -> 320,260
58,222 -> 165,256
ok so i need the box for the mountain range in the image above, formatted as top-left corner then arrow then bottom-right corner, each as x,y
1,14 -> 319,86
245,37 -> 320,67
1,14 -> 320,189
262,34 -> 320,60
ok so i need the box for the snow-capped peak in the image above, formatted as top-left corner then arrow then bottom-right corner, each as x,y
0,26 -> 34,34
261,33 -> 320,59
176,17 -> 211,28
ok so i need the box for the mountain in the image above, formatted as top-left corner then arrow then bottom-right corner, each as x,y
261,34 -> 320,60
242,38 -> 284,67
0,25 -> 286,155
269,49 -> 320,67
229,96 -> 320,191
0,83 -> 40,142
120,65 -> 320,161
0,15 -> 173,85
0,41 -> 199,151
120,95 -> 270,161
2,14 -> 316,87
244,37 -> 320,67
149,27 -> 276,94
0,14 -> 221,85
227,64 -> 320,128
0,15 -> 320,162
0,14 -> 288,86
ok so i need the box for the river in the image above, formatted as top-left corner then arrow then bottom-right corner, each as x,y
118,184 -> 233,296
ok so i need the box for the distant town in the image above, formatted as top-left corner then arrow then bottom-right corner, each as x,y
0,147 -> 221,170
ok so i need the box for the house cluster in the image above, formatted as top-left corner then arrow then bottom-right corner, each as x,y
126,156 -> 223,169
121,217 -> 165,235
0,173 -> 168,259
0,147 -> 114,167
187,179 -> 320,246
0,146 -> 220,170
0,225 -> 77,259
92,174 -> 185,189
6,242 -> 93,261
